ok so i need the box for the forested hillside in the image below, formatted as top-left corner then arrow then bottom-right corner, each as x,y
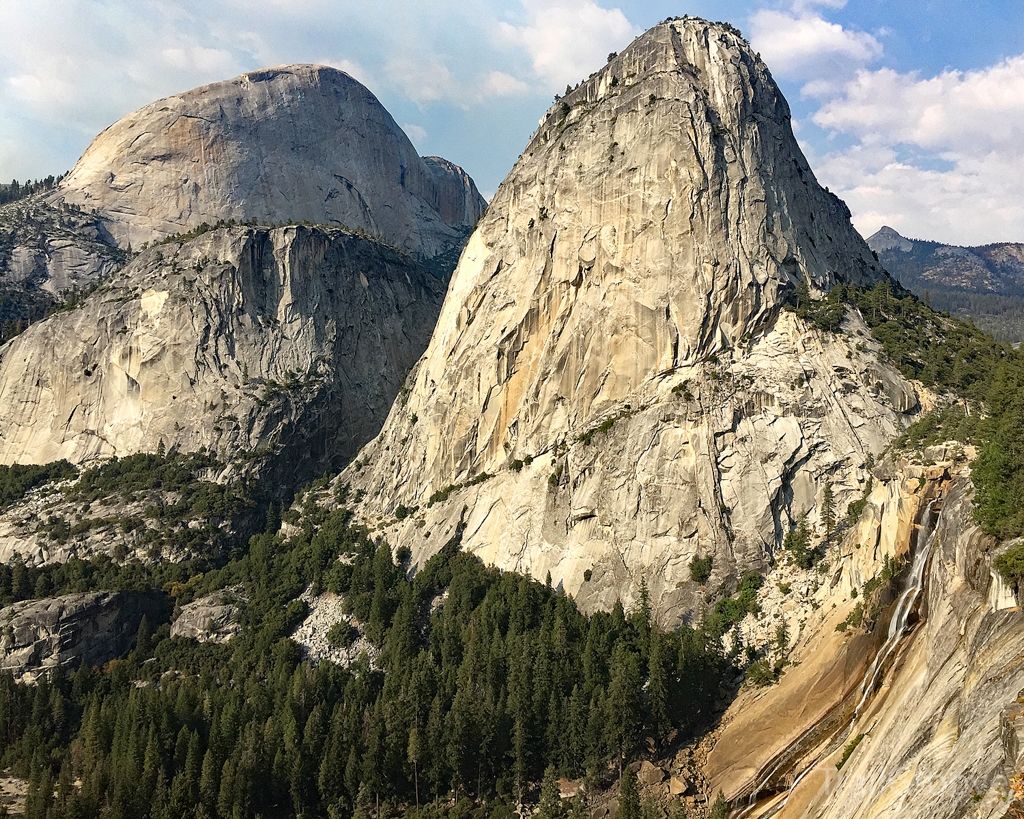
0,486 -> 733,819
868,227 -> 1024,342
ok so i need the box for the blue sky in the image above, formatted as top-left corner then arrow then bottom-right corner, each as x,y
1,1 -> 1023,245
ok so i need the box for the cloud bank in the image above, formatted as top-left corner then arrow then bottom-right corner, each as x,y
749,2 -> 1024,245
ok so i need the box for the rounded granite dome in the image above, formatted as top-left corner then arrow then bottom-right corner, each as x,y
57,65 -> 485,256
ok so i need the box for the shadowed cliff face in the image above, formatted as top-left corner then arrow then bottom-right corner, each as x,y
339,19 -> 907,622
0,225 -> 444,488
0,591 -> 167,681
54,65 -> 486,259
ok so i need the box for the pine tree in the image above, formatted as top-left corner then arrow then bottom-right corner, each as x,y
617,768 -> 641,819
606,644 -> 642,771
150,769 -> 168,819
217,757 -> 237,819
630,579 -> 652,655
821,482 -> 836,546
646,630 -> 669,736
709,792 -> 729,819
668,798 -> 688,819
641,796 -> 660,819
141,724 -> 161,803
784,513 -> 813,569
24,761 -> 53,819
408,725 -> 422,808
199,748 -> 219,814
537,764 -> 565,819
568,792 -> 589,819
352,784 -> 372,819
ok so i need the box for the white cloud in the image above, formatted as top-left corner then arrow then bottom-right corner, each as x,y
159,45 -> 237,75
0,2 -> 250,138
385,55 -> 458,103
814,58 -> 1024,153
402,123 -> 428,146
481,70 -> 531,98
808,56 -> 1024,244
496,0 -> 639,93
749,8 -> 881,95
384,60 -> 532,107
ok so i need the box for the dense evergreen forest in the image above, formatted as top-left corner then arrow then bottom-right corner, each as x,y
1,489 -> 729,819
0,177 -> 64,207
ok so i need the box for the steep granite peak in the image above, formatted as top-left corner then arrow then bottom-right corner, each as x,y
55,65 -> 486,256
341,19 -> 907,621
867,226 -> 914,253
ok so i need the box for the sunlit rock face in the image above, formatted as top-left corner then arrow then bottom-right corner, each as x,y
340,18 -> 907,622
0,225 -> 444,484
55,65 -> 486,258
703,459 -> 1024,819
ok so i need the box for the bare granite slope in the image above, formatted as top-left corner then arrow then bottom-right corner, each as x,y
0,224 -> 444,481
339,18 -> 911,622
54,65 -> 486,258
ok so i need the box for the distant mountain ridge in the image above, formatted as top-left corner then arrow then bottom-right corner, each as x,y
867,225 -> 1024,341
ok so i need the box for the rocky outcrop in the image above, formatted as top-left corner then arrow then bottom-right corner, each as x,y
171,589 -> 244,643
703,457 -> 944,804
785,477 -> 1024,819
0,224 -> 444,482
55,65 -> 486,258
0,590 -> 166,679
339,18 -> 905,621
867,226 -> 914,254
290,588 -> 378,668
0,197 -> 124,310
700,455 -> 1024,819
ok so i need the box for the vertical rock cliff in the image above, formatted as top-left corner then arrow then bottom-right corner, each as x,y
0,63 -> 491,491
0,225 -> 444,483
701,454 -> 1024,819
341,18 -> 912,621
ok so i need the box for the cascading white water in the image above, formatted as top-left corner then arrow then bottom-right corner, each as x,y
736,498 -> 943,818
851,498 -> 940,721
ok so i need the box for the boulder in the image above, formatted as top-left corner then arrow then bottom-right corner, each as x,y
638,761 -> 666,786
171,589 -> 244,644
668,776 -> 691,796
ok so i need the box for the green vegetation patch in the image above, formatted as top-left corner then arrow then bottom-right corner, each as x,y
994,543 -> 1024,593
427,471 -> 493,506
0,501 -> 731,819
689,554 -> 713,585
836,734 -> 865,770
794,279 -> 1024,542
67,452 -> 248,521
0,461 -> 77,511
704,571 -> 763,639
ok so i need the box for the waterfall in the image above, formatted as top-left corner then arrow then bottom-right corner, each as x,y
734,497 -> 943,817
851,498 -> 940,721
